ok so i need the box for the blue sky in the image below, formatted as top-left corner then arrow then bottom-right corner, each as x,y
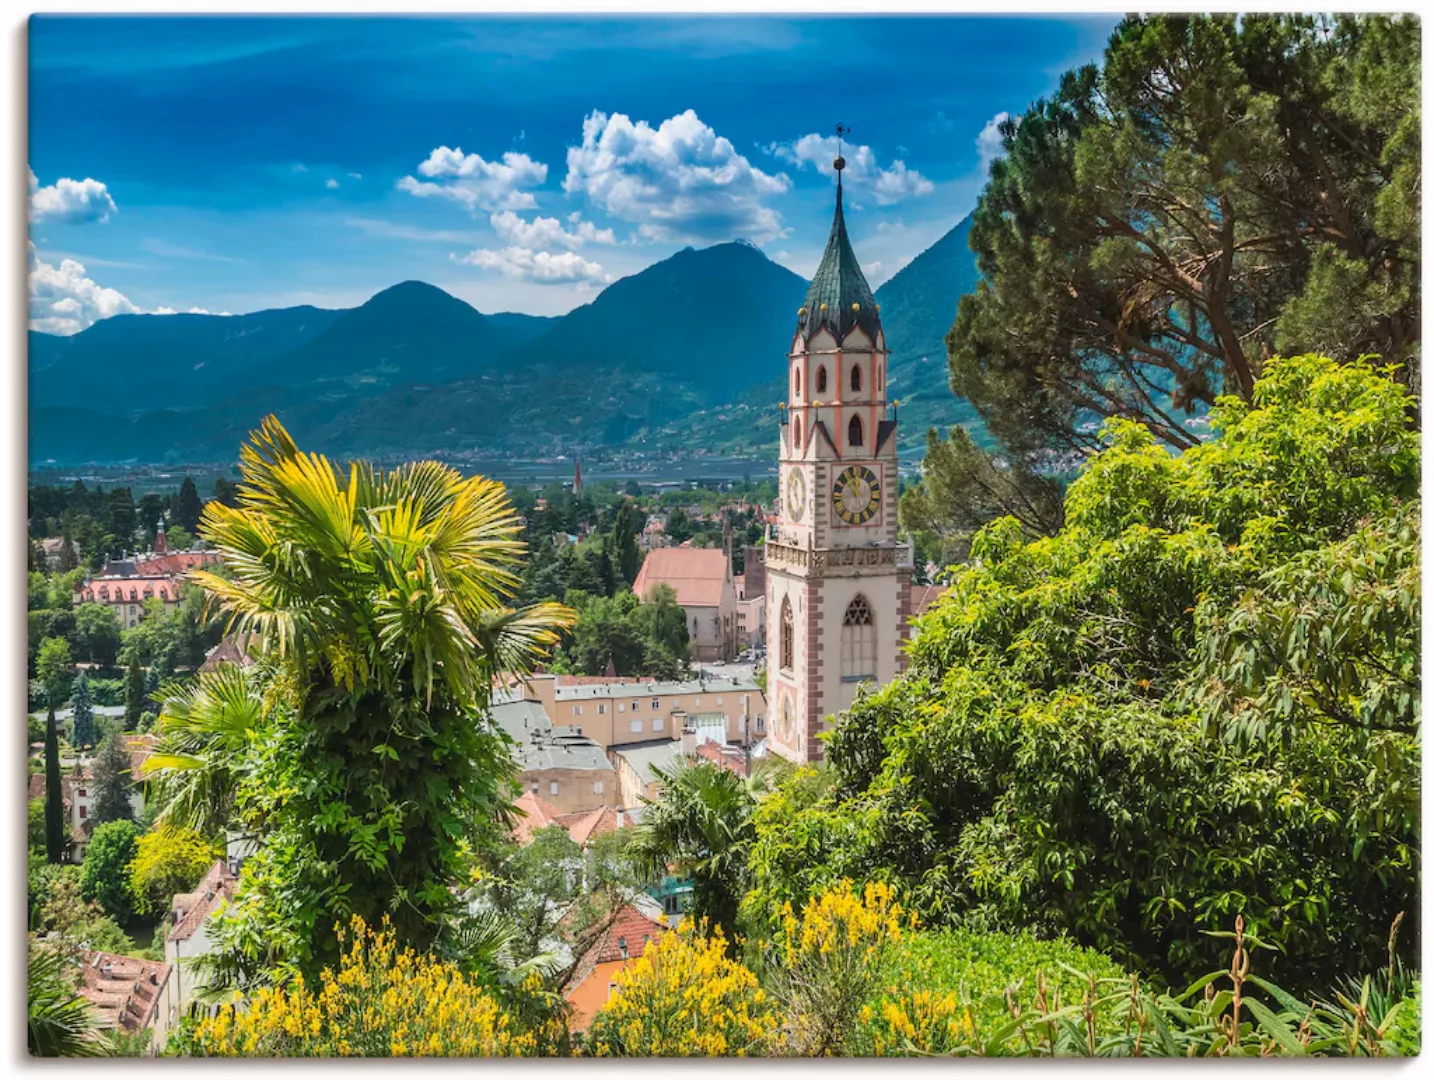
27,14 -> 1116,333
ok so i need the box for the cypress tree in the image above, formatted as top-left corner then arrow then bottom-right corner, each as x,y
176,476 -> 203,534
123,655 -> 144,732
71,672 -> 95,750
44,703 -> 65,863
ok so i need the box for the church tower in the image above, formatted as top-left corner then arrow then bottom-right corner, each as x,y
766,148 -> 912,764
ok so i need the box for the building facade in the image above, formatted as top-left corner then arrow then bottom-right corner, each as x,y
765,159 -> 912,765
632,547 -> 739,661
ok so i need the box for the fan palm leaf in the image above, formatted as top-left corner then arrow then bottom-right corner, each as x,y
28,947 -> 109,1058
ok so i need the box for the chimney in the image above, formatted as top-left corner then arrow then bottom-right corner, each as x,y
681,729 -> 695,758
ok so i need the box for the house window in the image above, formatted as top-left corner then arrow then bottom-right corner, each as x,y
572,705 -> 582,717
848,414 -> 863,447
79,806 -> 87,819
529,780 -> 538,792
549,781 -> 560,796
77,789 -> 86,797
780,597 -> 794,672
841,594 -> 877,682
597,703 -> 606,714
756,715 -> 766,734
816,365 -> 828,394
652,699 -> 660,709
594,781 -> 604,795
618,703 -> 625,712
716,698 -> 723,706
652,717 -> 664,732
851,364 -> 862,393
693,698 -> 701,707
630,719 -> 643,733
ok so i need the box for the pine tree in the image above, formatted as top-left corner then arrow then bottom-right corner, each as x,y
44,703 -> 65,863
614,501 -> 641,585
176,476 -> 203,534
57,534 -> 78,572
91,732 -> 135,826
123,655 -> 144,732
70,672 -> 96,750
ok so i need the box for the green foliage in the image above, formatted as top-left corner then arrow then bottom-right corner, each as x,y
29,798 -> 46,852
91,731 -> 136,826
950,14 -> 1420,460
43,704 -> 65,863
747,357 -> 1419,994
123,655 -> 144,731
70,673 -> 96,750
556,584 -> 691,678
28,946 -> 110,1057
73,603 -> 121,667
80,820 -> 141,923
36,636 -> 73,705
128,825 -> 222,917
147,416 -> 573,985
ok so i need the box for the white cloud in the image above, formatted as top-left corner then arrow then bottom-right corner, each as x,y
563,109 -> 791,244
489,209 -> 615,250
154,306 -> 232,316
292,163 -> 309,174
346,217 -> 482,244
766,135 -> 933,206
452,245 -> 612,285
347,172 -> 363,180
28,168 -> 118,225
325,178 -> 340,189
28,241 -> 139,334
977,112 -> 1013,171
398,146 -> 548,212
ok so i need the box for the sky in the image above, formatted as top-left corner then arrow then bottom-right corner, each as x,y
27,14 -> 1117,334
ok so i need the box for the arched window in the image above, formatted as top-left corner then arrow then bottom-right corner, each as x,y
851,364 -> 862,393
877,364 -> 884,392
816,365 -> 828,394
848,414 -> 863,447
794,367 -> 801,397
780,597 -> 794,672
841,595 -> 876,682
792,415 -> 802,448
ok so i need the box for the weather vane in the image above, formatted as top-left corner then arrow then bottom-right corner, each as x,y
834,122 -> 849,172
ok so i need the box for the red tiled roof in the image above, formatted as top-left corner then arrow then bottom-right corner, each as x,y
511,790 -> 565,845
199,631 -> 260,674
694,739 -> 749,778
633,548 -> 730,608
553,806 -> 620,846
135,550 -> 221,577
168,859 -> 237,943
564,901 -> 668,1000
79,951 -> 172,1035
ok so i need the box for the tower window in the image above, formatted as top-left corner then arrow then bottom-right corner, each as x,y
794,368 -> 801,397
851,365 -> 862,393
792,416 -> 802,448
780,597 -> 794,673
841,595 -> 877,682
848,414 -> 863,447
816,366 -> 828,394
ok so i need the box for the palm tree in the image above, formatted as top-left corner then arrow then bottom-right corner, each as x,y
146,416 -> 574,971
28,947 -> 109,1057
627,758 -> 781,936
140,664 -> 265,835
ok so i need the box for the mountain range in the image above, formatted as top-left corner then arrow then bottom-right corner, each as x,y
28,217 -> 980,468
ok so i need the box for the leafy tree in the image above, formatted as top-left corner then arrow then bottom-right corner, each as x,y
146,416 -> 574,983
80,819 -> 140,922
747,356 -> 1418,995
73,603 -> 121,667
166,524 -> 194,551
70,673 -> 96,750
128,825 -> 221,917
36,636 -> 73,707
44,703 -> 65,864
612,501 -> 642,586
57,534 -> 79,572
123,655 -> 144,732
90,732 -> 136,827
628,759 -> 770,938
29,798 -> 46,851
630,582 -> 691,676
175,476 -> 203,533
212,476 -> 240,508
950,14 -> 1420,459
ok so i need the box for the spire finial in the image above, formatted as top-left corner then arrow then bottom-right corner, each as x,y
833,122 -> 849,175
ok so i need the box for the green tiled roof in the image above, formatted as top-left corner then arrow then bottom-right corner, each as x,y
797,173 -> 881,344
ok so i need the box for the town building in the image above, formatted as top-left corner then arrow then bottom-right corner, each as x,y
78,951 -> 178,1055
765,154 -> 913,764
30,734 -> 155,862
74,519 -> 222,630
632,547 -> 739,661
165,859 -> 239,1015
491,695 -> 620,815
563,900 -> 669,1033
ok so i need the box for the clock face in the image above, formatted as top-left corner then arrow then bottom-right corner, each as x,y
832,465 -> 882,526
778,693 -> 795,743
785,467 -> 807,522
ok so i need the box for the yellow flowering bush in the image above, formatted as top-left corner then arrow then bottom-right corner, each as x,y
587,922 -> 780,1057
777,879 -> 910,1056
183,916 -> 553,1057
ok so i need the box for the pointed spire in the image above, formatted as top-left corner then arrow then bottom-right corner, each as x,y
797,142 -> 880,344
